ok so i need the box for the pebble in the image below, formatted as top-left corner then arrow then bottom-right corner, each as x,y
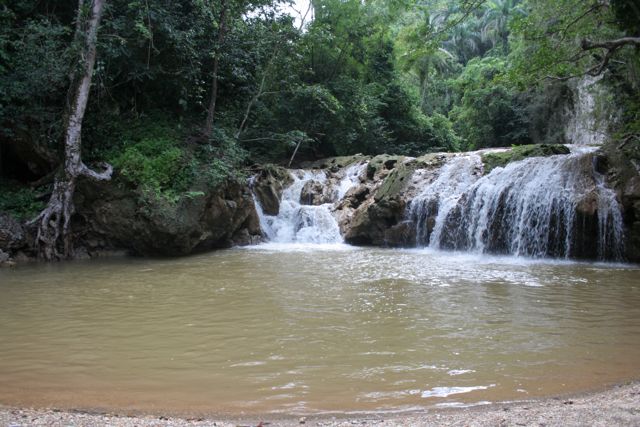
0,383 -> 639,426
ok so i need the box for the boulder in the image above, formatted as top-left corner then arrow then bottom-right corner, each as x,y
76,178 -> 263,257
300,180 -> 333,205
601,140 -> 640,262
251,165 -> 292,216
0,213 -> 25,252
342,157 -> 439,246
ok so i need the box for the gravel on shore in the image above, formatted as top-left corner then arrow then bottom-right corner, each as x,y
1,382 -> 639,427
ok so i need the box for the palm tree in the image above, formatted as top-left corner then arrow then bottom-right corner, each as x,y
442,19 -> 483,64
396,13 -> 457,111
480,0 -> 525,55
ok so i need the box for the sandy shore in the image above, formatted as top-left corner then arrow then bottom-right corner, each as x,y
1,382 -> 639,426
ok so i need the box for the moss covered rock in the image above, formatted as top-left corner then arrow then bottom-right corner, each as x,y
481,144 -> 570,173
76,177 -> 262,257
301,155 -> 370,171
366,155 -> 406,180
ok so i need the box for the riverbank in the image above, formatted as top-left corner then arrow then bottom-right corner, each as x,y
1,382 -> 639,426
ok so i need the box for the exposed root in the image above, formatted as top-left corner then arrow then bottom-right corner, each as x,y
29,162 -> 111,261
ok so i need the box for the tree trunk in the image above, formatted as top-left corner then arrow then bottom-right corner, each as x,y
236,2 -> 312,139
31,0 -> 112,260
203,0 -> 228,138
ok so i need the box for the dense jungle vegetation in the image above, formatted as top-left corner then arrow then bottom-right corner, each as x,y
0,0 -> 639,258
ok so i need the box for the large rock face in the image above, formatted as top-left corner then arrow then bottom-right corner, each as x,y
342,154 -> 444,247
76,179 -> 262,256
251,165 -> 292,215
601,141 -> 640,263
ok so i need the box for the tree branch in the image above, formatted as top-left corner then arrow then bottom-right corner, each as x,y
581,37 -> 640,75
79,161 -> 113,181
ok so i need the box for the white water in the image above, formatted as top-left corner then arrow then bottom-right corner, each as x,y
337,162 -> 368,199
252,151 -> 624,261
409,147 -> 625,260
253,162 -> 367,244
409,154 -> 484,246
256,170 -> 342,244
566,75 -> 609,146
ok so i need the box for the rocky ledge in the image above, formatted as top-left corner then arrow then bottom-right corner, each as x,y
2,142 -> 640,264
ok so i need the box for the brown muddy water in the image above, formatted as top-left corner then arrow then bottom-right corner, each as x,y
0,244 -> 639,415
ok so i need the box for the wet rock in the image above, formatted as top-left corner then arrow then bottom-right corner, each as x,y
384,221 -> 416,247
601,140 -> 640,263
345,198 -> 407,246
481,144 -> 571,173
341,185 -> 370,209
300,180 -> 333,205
0,249 -> 16,267
76,178 -> 263,257
0,213 -> 25,251
366,155 -> 405,180
251,165 -> 293,216
343,158 -> 428,246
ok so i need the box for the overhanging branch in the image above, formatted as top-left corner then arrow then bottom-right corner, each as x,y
581,36 -> 640,75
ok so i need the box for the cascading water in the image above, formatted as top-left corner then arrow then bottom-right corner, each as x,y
336,162 -> 367,199
565,75 -> 610,146
252,162 -> 368,244
409,147 -> 625,260
255,170 -> 342,244
409,154 -> 484,246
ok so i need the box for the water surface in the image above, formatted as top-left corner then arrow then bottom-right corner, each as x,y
0,245 -> 639,415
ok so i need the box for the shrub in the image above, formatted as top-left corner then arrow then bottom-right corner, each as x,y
0,181 -> 45,220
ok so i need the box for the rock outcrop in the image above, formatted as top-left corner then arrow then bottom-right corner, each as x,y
75,178 -> 262,257
2,142 -> 635,263
0,213 -> 25,252
341,153 -> 452,247
481,144 -> 570,173
601,140 -> 640,263
250,165 -> 292,216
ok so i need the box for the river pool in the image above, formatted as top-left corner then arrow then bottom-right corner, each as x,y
0,244 -> 639,415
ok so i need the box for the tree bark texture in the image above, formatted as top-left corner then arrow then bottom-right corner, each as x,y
31,0 -> 112,260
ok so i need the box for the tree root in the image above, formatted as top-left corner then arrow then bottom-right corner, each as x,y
29,161 -> 112,261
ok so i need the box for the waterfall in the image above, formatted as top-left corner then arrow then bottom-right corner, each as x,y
252,162 -> 367,244
409,147 -> 625,260
409,154 -> 484,246
254,170 -> 341,244
565,75 -> 609,146
336,162 -> 367,199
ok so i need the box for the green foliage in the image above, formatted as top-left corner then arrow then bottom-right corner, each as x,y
3,0 -> 639,202
112,135 -> 194,201
111,127 -> 249,202
449,57 -> 530,149
0,11 -> 71,143
0,181 -> 45,220
611,0 -> 640,36
199,128 -> 248,186
507,0 -> 622,84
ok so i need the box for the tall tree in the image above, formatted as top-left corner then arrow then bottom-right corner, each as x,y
510,0 -> 640,82
31,0 -> 112,260
480,0 -> 522,55
203,0 -> 228,137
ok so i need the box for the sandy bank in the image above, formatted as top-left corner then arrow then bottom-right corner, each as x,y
1,382 -> 639,426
